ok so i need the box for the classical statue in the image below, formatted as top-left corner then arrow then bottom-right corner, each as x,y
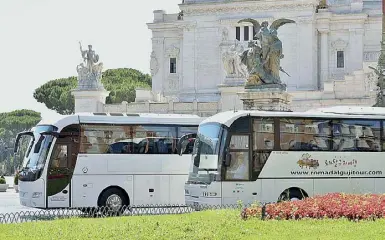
76,42 -> 104,90
79,42 -> 100,74
237,18 -> 295,88
150,51 -> 159,76
222,42 -> 248,78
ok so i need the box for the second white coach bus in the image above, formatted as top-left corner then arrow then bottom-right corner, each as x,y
14,112 -> 202,211
183,106 -> 385,207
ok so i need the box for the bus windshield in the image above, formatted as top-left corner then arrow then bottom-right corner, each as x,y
188,123 -> 223,184
18,125 -> 58,181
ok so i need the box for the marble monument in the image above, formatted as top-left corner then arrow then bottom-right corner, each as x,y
72,0 -> 383,116
72,43 -> 109,113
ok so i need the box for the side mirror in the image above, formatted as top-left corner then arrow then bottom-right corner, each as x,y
224,152 -> 232,167
177,133 -> 197,156
14,131 -> 34,153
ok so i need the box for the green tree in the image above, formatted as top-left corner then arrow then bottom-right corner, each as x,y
0,109 -> 41,175
33,68 -> 152,115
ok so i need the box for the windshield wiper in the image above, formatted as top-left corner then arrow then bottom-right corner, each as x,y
14,131 -> 34,153
34,131 -> 59,153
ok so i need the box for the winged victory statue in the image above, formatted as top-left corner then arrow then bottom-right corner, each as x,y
236,18 -> 295,88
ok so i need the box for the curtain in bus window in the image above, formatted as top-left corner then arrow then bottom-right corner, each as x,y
280,119 -> 332,151
253,118 -> 274,150
133,125 -> 177,154
226,135 -> 249,181
51,145 -> 68,168
332,120 -> 381,152
80,125 -> 134,154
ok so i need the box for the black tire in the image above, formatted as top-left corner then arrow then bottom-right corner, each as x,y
98,188 -> 129,216
278,188 -> 305,202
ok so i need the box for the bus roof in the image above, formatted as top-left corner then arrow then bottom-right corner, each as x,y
37,112 -> 204,131
201,106 -> 385,127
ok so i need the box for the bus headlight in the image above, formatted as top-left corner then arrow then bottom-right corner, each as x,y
32,192 -> 42,198
202,192 -> 217,197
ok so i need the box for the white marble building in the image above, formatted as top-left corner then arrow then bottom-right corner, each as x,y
101,0 -> 383,116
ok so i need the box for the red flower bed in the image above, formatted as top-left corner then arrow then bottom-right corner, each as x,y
241,193 -> 385,221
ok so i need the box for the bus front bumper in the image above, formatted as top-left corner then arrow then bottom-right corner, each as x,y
185,183 -> 221,208
18,179 -> 45,208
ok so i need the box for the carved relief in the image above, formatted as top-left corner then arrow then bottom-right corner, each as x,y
165,45 -> 180,57
150,51 -> 159,76
331,39 -> 348,50
177,22 -> 197,31
220,18 -> 274,26
164,75 -> 180,93
297,16 -> 314,24
181,3 -> 316,16
364,52 -> 380,62
221,42 -> 248,78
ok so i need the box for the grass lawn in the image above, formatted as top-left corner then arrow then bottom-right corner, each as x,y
1,210 -> 385,240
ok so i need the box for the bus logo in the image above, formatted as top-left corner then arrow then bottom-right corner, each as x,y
297,153 -> 319,169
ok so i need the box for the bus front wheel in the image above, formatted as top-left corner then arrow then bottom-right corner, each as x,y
98,187 -> 130,216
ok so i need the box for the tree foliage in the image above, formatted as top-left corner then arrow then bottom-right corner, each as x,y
0,109 -> 41,175
33,68 -> 152,115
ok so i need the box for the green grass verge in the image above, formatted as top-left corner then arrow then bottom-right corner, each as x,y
1,210 -> 385,240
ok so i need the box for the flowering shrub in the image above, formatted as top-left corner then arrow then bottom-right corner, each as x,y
241,193 -> 385,221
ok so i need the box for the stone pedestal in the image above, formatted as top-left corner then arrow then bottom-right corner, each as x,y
237,85 -> 293,111
218,81 -> 245,111
71,89 -> 110,113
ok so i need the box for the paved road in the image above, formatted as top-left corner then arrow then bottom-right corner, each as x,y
0,177 -> 195,223
0,191 -> 35,214
4,176 -> 14,188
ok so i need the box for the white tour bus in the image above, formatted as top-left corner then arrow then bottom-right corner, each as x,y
14,112 -> 202,211
183,106 -> 385,206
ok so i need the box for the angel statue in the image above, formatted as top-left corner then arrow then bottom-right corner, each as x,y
237,18 -> 295,87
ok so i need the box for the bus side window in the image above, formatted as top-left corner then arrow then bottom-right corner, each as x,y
51,144 -> 68,168
252,118 -> 274,179
280,119 -> 332,151
333,120 -> 381,152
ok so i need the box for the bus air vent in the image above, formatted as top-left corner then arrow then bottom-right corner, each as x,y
110,113 -> 124,116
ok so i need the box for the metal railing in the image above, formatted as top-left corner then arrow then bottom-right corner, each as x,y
0,203 -> 272,224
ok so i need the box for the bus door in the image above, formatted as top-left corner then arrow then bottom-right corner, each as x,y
47,136 -> 79,208
222,134 -> 257,205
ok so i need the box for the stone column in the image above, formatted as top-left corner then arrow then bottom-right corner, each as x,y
319,29 -> 329,90
179,22 -> 196,100
348,28 -> 364,72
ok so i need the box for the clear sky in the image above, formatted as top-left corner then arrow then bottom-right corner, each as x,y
0,0 -> 181,120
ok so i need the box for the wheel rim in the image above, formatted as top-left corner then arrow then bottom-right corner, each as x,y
106,194 -> 123,211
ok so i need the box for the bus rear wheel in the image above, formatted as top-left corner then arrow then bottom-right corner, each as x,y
98,188 -> 129,216
278,188 -> 307,202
